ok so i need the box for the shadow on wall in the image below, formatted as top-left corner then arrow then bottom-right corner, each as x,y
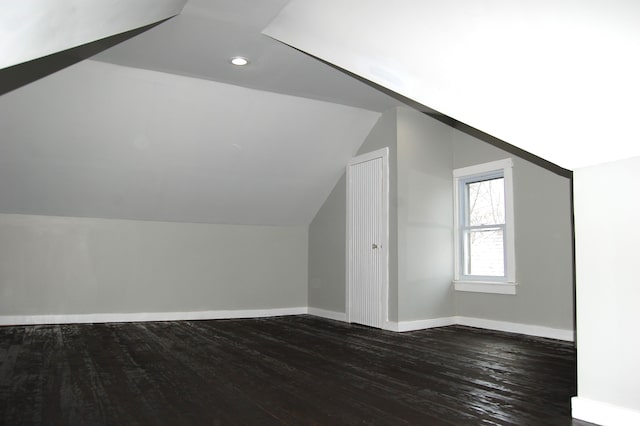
0,20 -> 165,96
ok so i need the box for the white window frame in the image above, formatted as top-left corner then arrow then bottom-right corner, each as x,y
452,158 -> 517,295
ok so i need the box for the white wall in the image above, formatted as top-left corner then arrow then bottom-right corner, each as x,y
572,156 -> 640,423
0,214 -> 307,319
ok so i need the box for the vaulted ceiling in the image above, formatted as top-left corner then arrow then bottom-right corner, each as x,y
0,60 -> 379,225
0,0 -> 186,70
0,0 -> 402,226
2,1 -> 638,226
91,0 -> 404,112
265,0 -> 640,170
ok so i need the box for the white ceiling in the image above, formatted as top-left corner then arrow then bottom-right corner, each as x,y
265,0 -> 640,170
0,0 -> 186,70
11,0 -> 631,226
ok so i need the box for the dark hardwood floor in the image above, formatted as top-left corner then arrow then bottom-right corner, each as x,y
0,315 -> 592,425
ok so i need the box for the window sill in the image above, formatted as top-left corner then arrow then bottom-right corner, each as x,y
453,281 -> 517,295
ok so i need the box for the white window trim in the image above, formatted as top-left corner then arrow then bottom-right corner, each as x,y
452,158 -> 517,294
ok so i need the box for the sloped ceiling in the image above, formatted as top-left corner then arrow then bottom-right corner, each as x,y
91,0 -> 404,113
1,0 -> 404,226
0,0 -> 186,70
0,60 -> 380,225
12,1 -> 623,225
265,0 -> 640,170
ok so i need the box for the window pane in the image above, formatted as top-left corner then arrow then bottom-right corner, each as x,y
467,177 -> 505,226
465,228 -> 504,276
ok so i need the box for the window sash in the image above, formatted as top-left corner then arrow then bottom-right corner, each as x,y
464,178 -> 505,229
461,224 -> 506,279
459,173 -> 506,280
453,159 -> 514,285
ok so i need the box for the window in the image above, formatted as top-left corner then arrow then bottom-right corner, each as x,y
453,159 -> 516,294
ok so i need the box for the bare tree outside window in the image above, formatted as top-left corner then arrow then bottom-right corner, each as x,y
453,159 -> 515,289
464,177 -> 505,276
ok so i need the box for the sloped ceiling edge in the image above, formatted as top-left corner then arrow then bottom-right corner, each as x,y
264,0 -> 640,170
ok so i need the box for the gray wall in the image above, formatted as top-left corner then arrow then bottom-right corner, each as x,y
308,106 -> 574,331
574,156 -> 640,413
308,109 -> 398,318
396,108 -> 454,321
307,174 -> 347,313
452,131 -> 574,330
0,214 -> 307,316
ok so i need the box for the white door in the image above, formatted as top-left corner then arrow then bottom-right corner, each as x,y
347,148 -> 389,329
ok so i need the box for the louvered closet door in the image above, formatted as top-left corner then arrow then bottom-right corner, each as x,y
348,155 -> 384,328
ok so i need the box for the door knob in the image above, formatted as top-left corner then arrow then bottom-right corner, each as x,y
372,243 -> 378,249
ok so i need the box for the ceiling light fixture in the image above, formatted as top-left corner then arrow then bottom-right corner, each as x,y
230,56 -> 249,66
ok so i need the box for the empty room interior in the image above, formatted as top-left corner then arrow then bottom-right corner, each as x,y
1,1 -> 639,425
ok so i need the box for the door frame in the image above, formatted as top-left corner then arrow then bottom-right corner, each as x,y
346,147 -> 390,329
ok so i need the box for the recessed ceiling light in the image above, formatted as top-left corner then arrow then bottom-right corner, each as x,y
230,56 -> 249,66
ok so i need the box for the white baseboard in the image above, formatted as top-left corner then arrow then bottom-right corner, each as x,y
307,307 -> 346,322
572,396 -> 640,425
0,307 -> 308,326
307,312 -> 456,333
379,316 -> 573,341
388,317 -> 457,332
455,316 -> 575,341
308,311 -> 574,341
0,309 -> 575,342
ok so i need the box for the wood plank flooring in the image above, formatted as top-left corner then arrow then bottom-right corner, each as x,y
0,315 -> 591,425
